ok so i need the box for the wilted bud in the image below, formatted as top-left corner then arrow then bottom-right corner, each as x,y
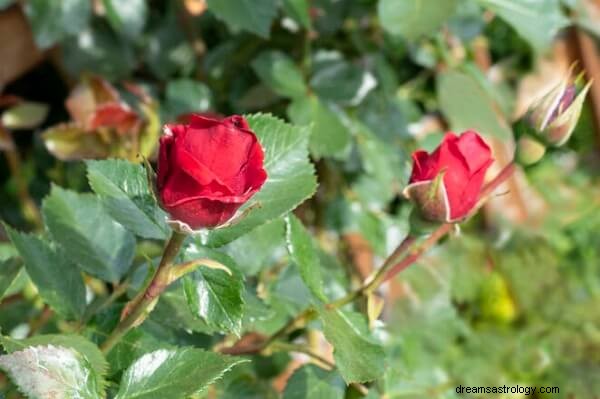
516,136 -> 546,166
528,70 -> 592,147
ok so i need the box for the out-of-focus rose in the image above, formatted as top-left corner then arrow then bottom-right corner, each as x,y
528,71 -> 592,147
404,131 -> 493,223
42,76 -> 160,161
157,114 -> 267,231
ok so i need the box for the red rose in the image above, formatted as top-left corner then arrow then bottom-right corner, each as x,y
404,131 -> 493,222
157,114 -> 267,230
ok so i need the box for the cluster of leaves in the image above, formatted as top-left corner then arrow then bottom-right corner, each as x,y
1,0 -> 599,398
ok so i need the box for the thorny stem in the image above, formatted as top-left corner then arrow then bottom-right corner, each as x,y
100,231 -> 187,353
248,162 -> 517,353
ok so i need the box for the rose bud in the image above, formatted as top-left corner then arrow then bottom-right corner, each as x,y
516,136 -> 546,166
528,72 -> 592,147
157,114 -> 267,232
403,131 -> 493,223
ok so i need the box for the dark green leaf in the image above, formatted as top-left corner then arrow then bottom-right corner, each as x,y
62,24 -> 136,81
0,258 -> 21,299
203,114 -> 317,247
86,159 -> 169,240
476,0 -> 569,52
222,219 -> 285,276
24,0 -> 91,49
437,70 -> 512,140
102,0 -> 148,40
284,215 -> 326,301
105,329 -> 173,375
310,59 -> 376,106
207,0 -> 277,38
319,307 -> 386,383
115,348 -> 246,399
4,225 -> 85,319
0,345 -> 102,399
282,0 -> 311,29
164,79 -> 213,119
182,248 -> 245,336
288,96 -> 351,160
378,0 -> 458,40
283,364 -> 346,399
0,334 -> 108,390
42,186 -> 136,282
252,51 -> 307,98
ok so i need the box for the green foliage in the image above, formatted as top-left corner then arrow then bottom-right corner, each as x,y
283,364 -> 346,399
379,0 -> 459,40
182,248 -> 245,336
24,0 -> 91,49
0,345 -> 102,399
437,69 -> 512,140
86,159 -> 168,240
319,307 -> 386,383
252,51 -> 307,98
1,1 -> 595,398
114,348 -> 246,399
284,215 -> 326,301
206,0 -> 277,38
0,334 -> 108,390
0,258 -> 21,298
5,225 -> 85,319
42,185 -> 136,282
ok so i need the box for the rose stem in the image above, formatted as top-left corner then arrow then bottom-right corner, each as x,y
100,231 -> 187,353
249,162 -> 517,353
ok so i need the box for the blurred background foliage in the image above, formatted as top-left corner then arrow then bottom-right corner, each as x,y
1,0 -> 600,398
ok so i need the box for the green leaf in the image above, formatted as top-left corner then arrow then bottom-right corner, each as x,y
86,159 -> 169,240
207,0 -> 277,38
319,307 -> 386,383
476,0 -> 569,52
310,59 -> 377,106
282,0 -> 311,29
102,0 -> 148,40
437,70 -> 512,140
42,186 -> 136,282
0,345 -> 102,399
252,51 -> 307,98
203,114 -> 317,247
222,219 -> 285,276
164,79 -> 213,120
115,348 -> 246,399
283,364 -> 346,399
284,215 -> 326,301
182,248 -> 245,336
1,102 -> 48,130
24,0 -> 92,49
0,334 -> 108,390
105,329 -> 172,375
355,124 -> 405,207
62,25 -> 136,81
288,96 -> 351,160
4,225 -> 85,319
378,0 -> 458,40
0,258 -> 21,299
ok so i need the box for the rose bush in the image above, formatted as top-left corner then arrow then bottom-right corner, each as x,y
0,1 -> 596,398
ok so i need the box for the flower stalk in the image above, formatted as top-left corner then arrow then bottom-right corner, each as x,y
100,231 -> 187,353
